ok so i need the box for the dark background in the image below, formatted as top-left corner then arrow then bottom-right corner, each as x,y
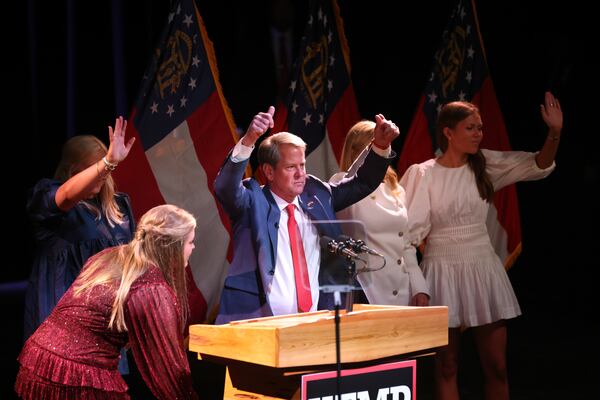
3,0 -> 598,398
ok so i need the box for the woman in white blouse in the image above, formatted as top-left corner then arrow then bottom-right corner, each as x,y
331,119 -> 430,307
401,92 -> 563,400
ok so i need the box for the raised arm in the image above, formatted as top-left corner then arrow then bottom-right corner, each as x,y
214,107 -> 275,217
332,114 -> 399,211
535,91 -> 563,169
372,113 -> 400,150
55,116 -> 135,211
240,106 -> 275,147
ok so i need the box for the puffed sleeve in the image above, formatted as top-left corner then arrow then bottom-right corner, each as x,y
26,179 -> 63,223
125,284 -> 198,400
482,149 -> 555,191
399,163 -> 433,275
400,163 -> 433,249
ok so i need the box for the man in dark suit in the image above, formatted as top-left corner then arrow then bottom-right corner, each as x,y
214,106 -> 399,324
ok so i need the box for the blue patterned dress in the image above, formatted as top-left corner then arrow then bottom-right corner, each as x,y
24,178 -> 135,340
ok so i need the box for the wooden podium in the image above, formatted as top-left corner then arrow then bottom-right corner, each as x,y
189,304 -> 447,399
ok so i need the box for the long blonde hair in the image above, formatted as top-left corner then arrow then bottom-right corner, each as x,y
340,120 -> 400,195
74,204 -> 197,332
54,135 -> 125,226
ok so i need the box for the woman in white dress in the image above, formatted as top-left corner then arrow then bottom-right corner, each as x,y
331,119 -> 429,306
400,92 -> 563,400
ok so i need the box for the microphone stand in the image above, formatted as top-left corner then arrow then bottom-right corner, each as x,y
333,290 -> 342,400
321,257 -> 354,400
336,255 -> 356,398
344,256 -> 355,313
319,238 -> 360,399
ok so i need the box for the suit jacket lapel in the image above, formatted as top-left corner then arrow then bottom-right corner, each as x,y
300,190 -> 341,239
300,192 -> 326,221
263,186 -> 280,267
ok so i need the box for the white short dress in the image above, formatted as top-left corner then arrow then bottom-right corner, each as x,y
400,149 -> 555,328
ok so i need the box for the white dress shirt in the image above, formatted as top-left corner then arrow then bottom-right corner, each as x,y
268,193 -> 320,315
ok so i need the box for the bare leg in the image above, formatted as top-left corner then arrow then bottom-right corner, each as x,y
435,328 -> 461,400
473,320 -> 509,400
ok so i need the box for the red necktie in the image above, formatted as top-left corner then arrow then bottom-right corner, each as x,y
285,204 -> 312,312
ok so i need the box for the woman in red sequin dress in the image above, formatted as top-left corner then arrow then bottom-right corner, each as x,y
15,204 -> 199,400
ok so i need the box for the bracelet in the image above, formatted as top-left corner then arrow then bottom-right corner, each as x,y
371,140 -> 388,150
547,135 -> 561,141
102,156 -> 118,171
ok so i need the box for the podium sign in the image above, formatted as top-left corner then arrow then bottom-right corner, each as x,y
302,360 -> 416,400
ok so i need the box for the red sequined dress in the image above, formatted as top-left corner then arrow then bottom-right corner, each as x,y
15,251 -> 198,399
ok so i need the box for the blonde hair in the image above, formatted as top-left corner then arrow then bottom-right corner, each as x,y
74,204 -> 197,332
54,135 -> 125,227
340,120 -> 400,196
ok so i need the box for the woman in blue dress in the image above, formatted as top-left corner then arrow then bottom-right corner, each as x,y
24,116 -> 136,339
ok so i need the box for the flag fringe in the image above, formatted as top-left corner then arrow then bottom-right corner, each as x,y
331,0 -> 352,74
504,242 -> 522,271
194,4 -> 238,143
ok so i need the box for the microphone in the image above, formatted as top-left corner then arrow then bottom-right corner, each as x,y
338,235 -> 385,258
320,236 -> 359,259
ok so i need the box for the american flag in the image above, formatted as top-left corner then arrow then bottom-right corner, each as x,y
398,0 -> 522,268
273,0 -> 361,180
113,0 -> 237,317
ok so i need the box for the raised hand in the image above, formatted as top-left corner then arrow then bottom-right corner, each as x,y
242,106 -> 276,147
106,116 -> 136,164
372,114 -> 400,149
540,91 -> 563,134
